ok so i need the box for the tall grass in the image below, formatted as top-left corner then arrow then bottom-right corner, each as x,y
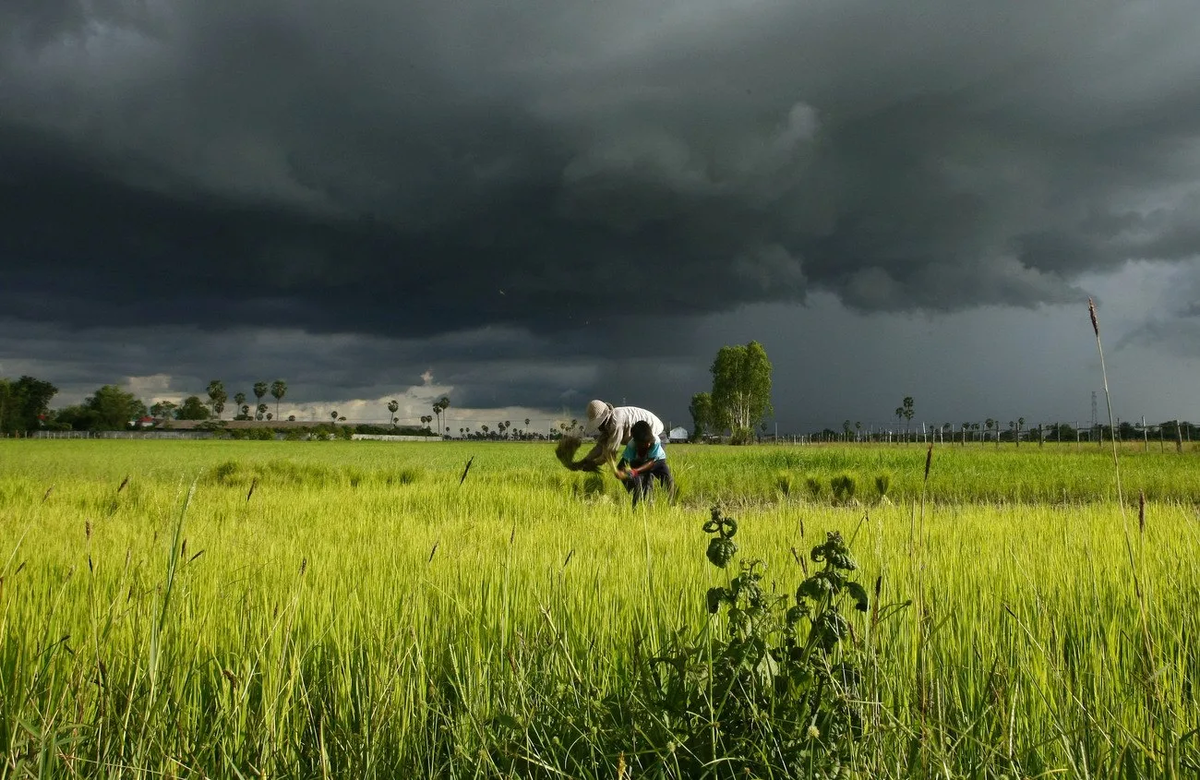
0,440 -> 1197,777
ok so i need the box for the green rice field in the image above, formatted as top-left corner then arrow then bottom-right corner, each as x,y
2,439 -> 1198,778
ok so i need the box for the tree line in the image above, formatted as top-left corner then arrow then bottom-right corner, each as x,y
0,375 -> 293,435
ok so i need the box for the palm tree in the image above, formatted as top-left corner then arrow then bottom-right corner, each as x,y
241,404 -> 250,418
855,421 -> 862,442
207,380 -> 227,420
1017,417 -> 1025,447
387,400 -> 399,428
985,418 -> 995,443
234,392 -> 247,419
253,382 -> 268,409
257,403 -> 269,421
270,380 -> 287,421
330,410 -> 338,424
902,396 -> 915,441
894,407 -> 904,442
431,396 -> 450,436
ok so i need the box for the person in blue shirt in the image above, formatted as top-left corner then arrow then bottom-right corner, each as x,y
615,420 -> 675,507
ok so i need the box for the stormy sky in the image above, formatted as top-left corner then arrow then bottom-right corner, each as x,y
3,0 -> 1199,432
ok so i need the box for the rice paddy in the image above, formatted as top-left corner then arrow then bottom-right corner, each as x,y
1,439 -> 1198,778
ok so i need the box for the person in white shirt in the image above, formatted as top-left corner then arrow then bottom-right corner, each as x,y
577,399 -> 665,471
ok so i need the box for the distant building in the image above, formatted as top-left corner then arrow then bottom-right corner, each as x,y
668,426 -> 689,442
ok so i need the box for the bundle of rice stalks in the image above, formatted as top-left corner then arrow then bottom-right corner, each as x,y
555,436 -> 600,472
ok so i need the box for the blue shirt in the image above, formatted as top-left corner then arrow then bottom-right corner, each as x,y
619,439 -> 666,468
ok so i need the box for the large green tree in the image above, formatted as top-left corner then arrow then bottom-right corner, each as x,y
688,391 -> 712,442
176,396 -> 212,420
86,385 -> 148,430
0,375 -> 58,435
51,404 -> 95,431
709,341 -> 773,444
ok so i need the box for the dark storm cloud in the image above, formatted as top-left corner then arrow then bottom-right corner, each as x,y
0,315 -> 617,414
1114,262 -> 1200,358
4,0 -> 1200,344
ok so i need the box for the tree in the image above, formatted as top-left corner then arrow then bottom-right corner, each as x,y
387,400 -> 399,428
206,380 -> 227,419
258,403 -> 269,421
52,404 -> 97,431
902,396 -> 914,441
0,378 -> 11,434
151,400 -> 178,421
270,380 -> 287,420
0,375 -> 58,435
234,392 -> 247,416
330,410 -> 339,424
254,382 -> 268,408
176,396 -> 211,420
985,418 -> 995,443
689,391 -> 713,442
433,396 -> 450,436
1016,416 -> 1025,447
709,341 -> 773,444
85,385 -> 147,430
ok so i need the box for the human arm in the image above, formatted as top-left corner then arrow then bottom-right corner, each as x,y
578,419 -> 627,470
624,442 -> 665,477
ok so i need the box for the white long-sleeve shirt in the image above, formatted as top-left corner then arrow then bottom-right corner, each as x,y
581,406 -> 665,468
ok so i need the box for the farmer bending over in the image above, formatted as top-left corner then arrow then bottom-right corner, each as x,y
616,420 -> 675,507
578,399 -> 664,471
